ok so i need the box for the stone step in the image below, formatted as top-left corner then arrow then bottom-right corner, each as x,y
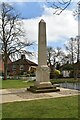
27,87 -> 60,93
30,86 -> 56,90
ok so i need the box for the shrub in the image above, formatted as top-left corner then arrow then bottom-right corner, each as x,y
50,69 -> 61,79
54,69 -> 61,75
54,69 -> 61,78
69,70 -> 74,78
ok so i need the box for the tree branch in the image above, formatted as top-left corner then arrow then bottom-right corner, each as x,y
46,0 -> 72,15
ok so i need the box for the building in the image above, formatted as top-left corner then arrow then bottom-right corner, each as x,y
60,62 -> 80,78
74,61 -> 80,78
7,55 -> 37,77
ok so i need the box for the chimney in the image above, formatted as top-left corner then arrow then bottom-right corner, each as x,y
21,54 -> 26,60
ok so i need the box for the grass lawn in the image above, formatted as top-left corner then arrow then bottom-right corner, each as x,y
1,80 -> 34,89
1,78 -> 80,89
2,95 -> 79,119
51,78 -> 80,84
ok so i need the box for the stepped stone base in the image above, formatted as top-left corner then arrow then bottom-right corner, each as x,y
27,82 -> 60,93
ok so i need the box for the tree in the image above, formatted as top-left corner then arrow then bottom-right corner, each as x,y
65,37 -> 76,64
75,37 -> 80,62
0,3 -> 33,80
47,47 -> 55,67
47,46 -> 64,69
73,37 -> 80,79
65,37 -> 80,79
46,0 -> 72,15
54,47 -> 64,66
76,38 -> 80,62
61,54 -> 71,64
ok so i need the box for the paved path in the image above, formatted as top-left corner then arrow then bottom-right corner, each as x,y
0,87 -> 79,104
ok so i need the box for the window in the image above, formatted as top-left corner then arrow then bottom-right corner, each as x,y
20,65 -> 24,71
13,65 -> 16,71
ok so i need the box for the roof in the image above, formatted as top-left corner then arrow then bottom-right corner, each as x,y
9,58 -> 38,66
60,62 -> 80,70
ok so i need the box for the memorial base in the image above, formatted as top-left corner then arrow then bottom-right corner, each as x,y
27,82 -> 60,93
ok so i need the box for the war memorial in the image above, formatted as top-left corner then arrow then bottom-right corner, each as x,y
27,19 -> 60,93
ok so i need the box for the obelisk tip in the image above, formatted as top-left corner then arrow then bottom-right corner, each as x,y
40,19 -> 45,23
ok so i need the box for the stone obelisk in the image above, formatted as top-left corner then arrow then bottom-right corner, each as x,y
35,19 -> 51,87
27,19 -> 60,93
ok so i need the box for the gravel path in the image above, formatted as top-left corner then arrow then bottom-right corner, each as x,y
0,87 -> 79,103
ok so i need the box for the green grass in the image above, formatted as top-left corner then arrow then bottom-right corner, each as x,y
1,78 -> 80,89
0,80 -> 2,89
2,95 -> 79,119
1,80 -> 34,89
51,78 -> 80,84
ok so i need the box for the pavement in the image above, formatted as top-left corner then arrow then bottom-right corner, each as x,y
0,87 -> 80,104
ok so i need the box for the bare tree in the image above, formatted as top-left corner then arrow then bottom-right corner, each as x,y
73,37 -> 80,79
46,0 -> 72,15
0,3 -> 33,80
65,37 -> 76,64
76,38 -> 80,62
47,47 -> 55,67
47,46 -> 64,69
61,53 -> 71,64
74,37 -> 80,62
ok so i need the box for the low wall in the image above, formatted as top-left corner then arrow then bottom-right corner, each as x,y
9,76 -> 36,81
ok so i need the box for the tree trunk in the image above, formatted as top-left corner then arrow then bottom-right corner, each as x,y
77,39 -> 80,62
74,64 -> 78,80
3,55 -> 8,80
74,70 -> 77,80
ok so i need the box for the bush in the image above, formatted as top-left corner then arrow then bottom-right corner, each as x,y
69,71 -> 74,78
50,72 -> 54,79
58,73 -> 63,78
54,69 -> 61,75
50,69 -> 61,79
54,69 -> 61,78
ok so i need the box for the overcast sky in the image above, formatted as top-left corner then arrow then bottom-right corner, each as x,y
0,1 -> 79,63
